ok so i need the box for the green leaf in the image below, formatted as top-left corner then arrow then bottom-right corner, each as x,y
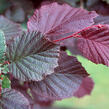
0,30 -> 6,60
2,76 -> 11,88
2,64 -> 9,74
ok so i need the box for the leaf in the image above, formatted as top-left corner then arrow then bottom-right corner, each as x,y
0,30 -> 6,60
7,31 -> 60,81
56,0 -> 79,7
94,15 -> 109,25
5,6 -> 25,23
0,16 -> 22,43
0,0 -> 11,14
27,2 -> 98,40
74,77 -> 94,98
88,0 -> 109,16
2,76 -> 11,88
0,88 -> 30,109
29,52 -> 88,100
11,78 -> 53,106
77,25 -> 109,66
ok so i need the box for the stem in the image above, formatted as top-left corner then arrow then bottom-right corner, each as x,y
53,24 -> 104,43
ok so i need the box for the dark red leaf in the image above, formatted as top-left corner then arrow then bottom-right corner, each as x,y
5,6 -> 25,23
0,16 -> 22,43
88,0 -> 109,16
94,15 -> 109,25
77,24 -> 109,66
74,77 -> 94,98
27,2 -> 97,40
0,88 -> 31,109
29,52 -> 88,100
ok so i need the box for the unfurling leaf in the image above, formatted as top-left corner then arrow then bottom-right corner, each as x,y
7,31 -> 60,81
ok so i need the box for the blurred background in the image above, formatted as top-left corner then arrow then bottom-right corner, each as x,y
54,55 -> 109,109
0,0 -> 109,109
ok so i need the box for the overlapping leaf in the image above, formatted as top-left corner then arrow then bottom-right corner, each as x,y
0,88 -> 30,109
5,6 -> 25,23
29,52 -> 88,100
0,16 -> 22,42
74,77 -> 94,98
77,25 -> 109,66
94,15 -> 109,25
0,30 -> 6,59
10,78 -> 53,109
28,2 -> 97,40
88,0 -> 109,16
7,31 -> 60,81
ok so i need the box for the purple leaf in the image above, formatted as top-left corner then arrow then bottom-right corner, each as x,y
0,88 -> 30,109
27,2 -> 97,39
29,52 -> 88,100
7,31 -> 60,81
88,0 -> 109,16
0,16 -> 22,43
60,35 -> 82,55
74,77 -> 94,98
77,25 -> 109,66
94,15 -> 109,25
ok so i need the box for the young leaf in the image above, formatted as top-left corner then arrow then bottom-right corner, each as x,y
29,52 -> 88,100
77,25 -> 109,66
0,30 -> 6,60
0,16 -> 22,42
0,88 -> 30,109
7,31 -> 60,81
74,77 -> 94,98
27,2 -> 98,39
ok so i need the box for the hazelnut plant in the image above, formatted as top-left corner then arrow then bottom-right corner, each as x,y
0,1 -> 109,109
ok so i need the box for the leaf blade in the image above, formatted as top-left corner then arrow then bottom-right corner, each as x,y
7,31 -> 60,81
0,30 -> 6,60
0,88 -> 30,109
29,52 -> 88,100
77,25 -> 109,66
